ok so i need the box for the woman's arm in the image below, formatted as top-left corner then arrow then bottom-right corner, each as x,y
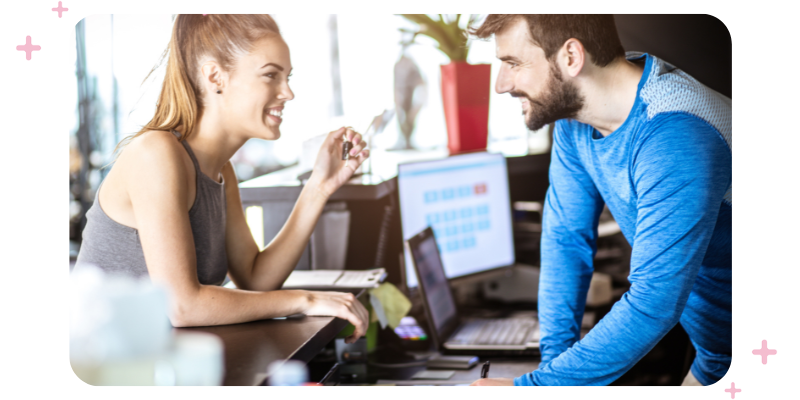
224,127 -> 369,291
221,164 -> 329,291
123,131 -> 367,340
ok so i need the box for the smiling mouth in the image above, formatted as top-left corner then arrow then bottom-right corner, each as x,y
267,108 -> 283,123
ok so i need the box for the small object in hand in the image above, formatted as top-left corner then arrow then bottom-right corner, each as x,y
342,136 -> 353,161
480,361 -> 490,379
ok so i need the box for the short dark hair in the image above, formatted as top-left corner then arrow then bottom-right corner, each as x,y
470,14 -> 625,67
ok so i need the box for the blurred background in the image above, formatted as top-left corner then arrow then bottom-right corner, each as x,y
67,14 -> 731,265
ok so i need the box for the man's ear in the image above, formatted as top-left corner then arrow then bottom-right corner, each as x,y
560,38 -> 586,78
200,61 -> 226,93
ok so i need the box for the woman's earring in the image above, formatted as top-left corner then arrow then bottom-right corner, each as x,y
216,89 -> 222,94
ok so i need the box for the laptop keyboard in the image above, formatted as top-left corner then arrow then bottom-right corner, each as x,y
449,318 -> 539,346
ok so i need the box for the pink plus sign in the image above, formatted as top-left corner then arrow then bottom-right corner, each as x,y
725,382 -> 741,399
752,339 -> 777,364
52,1 -> 68,18
16,36 -> 41,61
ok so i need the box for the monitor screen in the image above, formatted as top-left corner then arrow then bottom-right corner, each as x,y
408,230 -> 458,338
398,152 -> 515,287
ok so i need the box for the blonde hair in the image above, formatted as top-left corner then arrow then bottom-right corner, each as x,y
115,14 -> 281,153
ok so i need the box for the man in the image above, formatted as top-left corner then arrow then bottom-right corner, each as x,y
469,15 -> 731,386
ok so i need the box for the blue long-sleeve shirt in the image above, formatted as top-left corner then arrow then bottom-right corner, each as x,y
515,53 -> 732,386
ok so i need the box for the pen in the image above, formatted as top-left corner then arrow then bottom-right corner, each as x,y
480,361 -> 490,379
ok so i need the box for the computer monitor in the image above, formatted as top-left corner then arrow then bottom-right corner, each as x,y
397,152 -> 515,288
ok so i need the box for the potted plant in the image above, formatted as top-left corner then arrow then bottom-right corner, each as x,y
399,14 -> 491,154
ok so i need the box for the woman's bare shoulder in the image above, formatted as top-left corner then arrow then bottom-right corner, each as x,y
122,130 -> 182,157
117,131 -> 189,174
114,130 -> 195,195
99,131 -> 194,226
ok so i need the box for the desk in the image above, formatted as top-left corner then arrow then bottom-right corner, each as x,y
217,149 -> 552,385
177,315 -> 349,386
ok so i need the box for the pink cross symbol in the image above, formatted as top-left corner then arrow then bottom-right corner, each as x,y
16,36 -> 41,61
52,1 -> 68,18
752,339 -> 777,364
725,382 -> 741,399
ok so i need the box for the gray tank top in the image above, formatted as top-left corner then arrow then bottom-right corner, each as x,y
74,131 -> 229,286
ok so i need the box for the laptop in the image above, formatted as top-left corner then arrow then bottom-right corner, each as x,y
405,227 -> 540,355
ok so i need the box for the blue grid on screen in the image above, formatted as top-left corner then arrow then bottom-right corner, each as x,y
423,183 -> 490,255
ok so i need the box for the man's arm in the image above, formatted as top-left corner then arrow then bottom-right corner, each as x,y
537,121 -> 605,369
515,114 -> 732,386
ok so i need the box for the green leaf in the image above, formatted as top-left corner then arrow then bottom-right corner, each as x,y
397,13 -> 470,61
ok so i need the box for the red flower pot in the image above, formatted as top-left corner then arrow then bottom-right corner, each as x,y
440,62 -> 491,154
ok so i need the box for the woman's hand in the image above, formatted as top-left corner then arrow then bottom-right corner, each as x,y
308,127 -> 370,198
303,290 -> 370,343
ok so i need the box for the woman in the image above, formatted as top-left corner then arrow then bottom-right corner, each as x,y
74,14 -> 369,343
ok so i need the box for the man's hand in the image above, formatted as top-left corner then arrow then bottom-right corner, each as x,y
470,378 -> 515,386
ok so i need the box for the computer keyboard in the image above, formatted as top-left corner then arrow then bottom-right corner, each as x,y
449,318 -> 538,346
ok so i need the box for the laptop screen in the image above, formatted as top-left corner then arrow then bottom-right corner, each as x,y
407,228 -> 458,344
398,152 -> 515,287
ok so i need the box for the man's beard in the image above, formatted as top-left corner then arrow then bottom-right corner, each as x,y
512,62 -> 585,131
